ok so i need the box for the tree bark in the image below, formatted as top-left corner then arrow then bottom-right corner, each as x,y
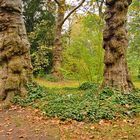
0,0 -> 32,105
102,0 -> 134,92
52,0 -> 65,78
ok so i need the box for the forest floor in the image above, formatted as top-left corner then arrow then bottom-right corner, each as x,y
1,79 -> 140,140
1,105 -> 140,140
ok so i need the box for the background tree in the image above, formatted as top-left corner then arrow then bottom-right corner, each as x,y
23,0 -> 47,33
23,0 -> 55,76
51,0 -> 86,78
62,13 -> 104,82
0,0 -> 32,106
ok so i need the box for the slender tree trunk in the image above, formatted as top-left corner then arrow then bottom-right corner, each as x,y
0,0 -> 32,106
138,65 -> 140,79
52,0 -> 65,78
102,0 -> 134,92
96,0 -> 104,18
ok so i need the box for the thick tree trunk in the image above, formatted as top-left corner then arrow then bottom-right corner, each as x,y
52,0 -> 65,78
102,0 -> 134,92
0,0 -> 32,105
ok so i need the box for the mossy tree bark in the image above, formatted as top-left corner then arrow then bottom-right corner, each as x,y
102,0 -> 134,92
0,0 -> 32,105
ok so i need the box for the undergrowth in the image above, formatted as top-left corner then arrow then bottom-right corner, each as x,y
13,82 -> 140,122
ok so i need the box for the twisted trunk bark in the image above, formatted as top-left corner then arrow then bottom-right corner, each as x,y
0,0 -> 32,105
102,0 -> 134,92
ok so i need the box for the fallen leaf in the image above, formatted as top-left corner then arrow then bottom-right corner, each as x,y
0,130 -> 4,133
19,135 -> 26,138
8,129 -> 13,132
90,126 -> 95,130
6,131 -> 12,135
123,119 -> 127,123
99,120 -> 104,125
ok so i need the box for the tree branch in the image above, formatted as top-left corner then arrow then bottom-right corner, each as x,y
100,0 -> 104,8
96,0 -> 100,8
96,0 -> 104,8
96,0 -> 104,17
54,0 -> 60,6
60,0 -> 86,27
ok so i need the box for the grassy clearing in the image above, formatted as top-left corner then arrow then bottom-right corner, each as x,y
35,78 -> 80,89
35,78 -> 140,89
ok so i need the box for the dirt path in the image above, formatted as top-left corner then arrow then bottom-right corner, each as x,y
1,106 -> 140,140
0,106 -> 61,140
0,106 -> 91,140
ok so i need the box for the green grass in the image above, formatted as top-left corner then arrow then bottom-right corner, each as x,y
13,82 -> 140,123
35,78 -> 140,89
35,78 -> 80,88
134,82 -> 140,88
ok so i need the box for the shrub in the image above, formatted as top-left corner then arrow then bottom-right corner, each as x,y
13,82 -> 46,106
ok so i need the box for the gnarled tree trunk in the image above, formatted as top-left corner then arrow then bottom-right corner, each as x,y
102,0 -> 134,92
0,0 -> 32,106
